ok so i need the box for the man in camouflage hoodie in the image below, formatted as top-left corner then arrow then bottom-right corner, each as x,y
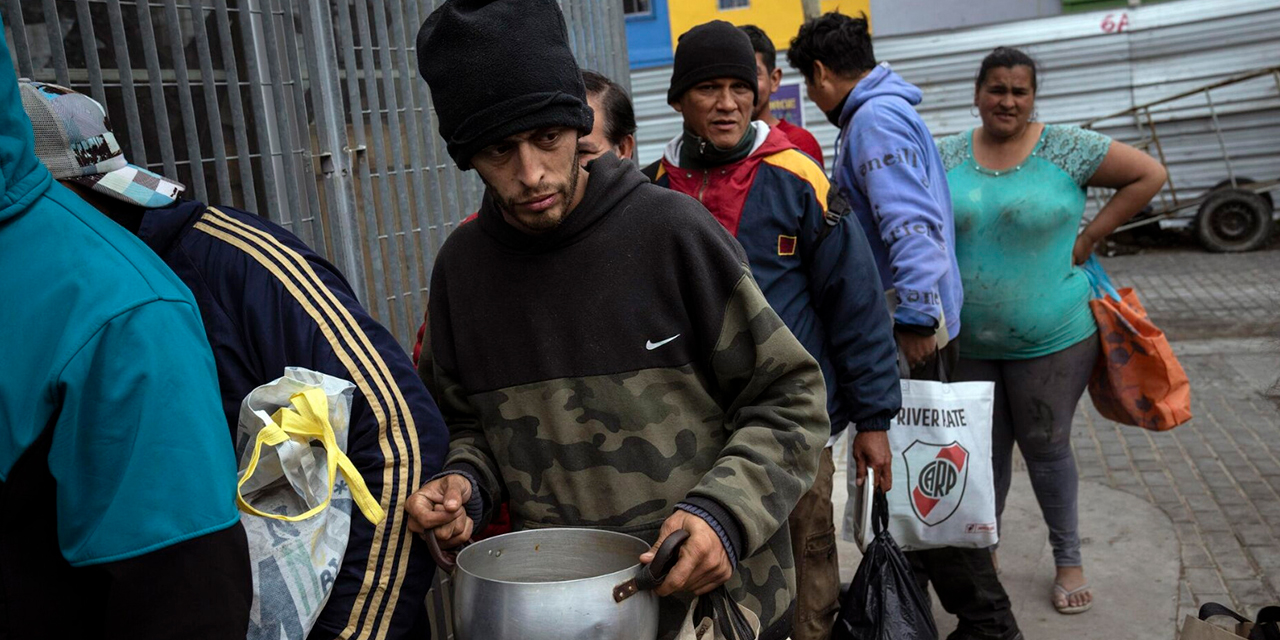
405,1 -> 829,638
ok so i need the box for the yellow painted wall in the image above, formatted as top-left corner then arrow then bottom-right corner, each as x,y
668,0 -> 871,53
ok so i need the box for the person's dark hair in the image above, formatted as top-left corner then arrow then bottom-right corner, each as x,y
739,25 -> 775,72
786,12 -> 875,82
975,46 -> 1038,92
582,70 -> 638,147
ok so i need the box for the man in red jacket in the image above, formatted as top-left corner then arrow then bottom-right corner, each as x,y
652,21 -> 900,640
741,25 -> 824,169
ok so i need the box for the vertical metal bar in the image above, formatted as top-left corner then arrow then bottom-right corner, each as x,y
578,0 -> 596,67
610,0 -> 631,92
38,0 -> 69,86
240,0 -> 287,225
586,0 -> 601,69
188,0 -> 233,202
335,0 -> 389,323
596,0 -> 610,75
133,0 -> 178,179
1130,108 -> 1168,213
423,0 -> 480,226
403,0 -> 452,262
562,0 -> 581,60
277,0 -> 326,249
598,0 -> 617,83
106,0 -> 147,165
300,0 -> 365,306
161,0 -> 209,202
425,0 -> 479,226
212,0 -> 257,209
265,0 -> 307,241
387,0 -> 436,298
73,0 -> 105,105
5,0 -> 33,78
371,0 -> 423,324
421,0 -> 471,237
292,0 -> 328,246
354,0 -> 411,338
1143,107 -> 1176,209
256,0 -> 304,236
1204,89 -> 1234,186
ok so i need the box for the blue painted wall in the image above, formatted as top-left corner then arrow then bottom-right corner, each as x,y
625,0 -> 674,69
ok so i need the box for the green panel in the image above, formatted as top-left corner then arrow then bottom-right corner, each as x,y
1062,0 -> 1174,13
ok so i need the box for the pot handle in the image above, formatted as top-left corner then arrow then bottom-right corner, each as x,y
425,531 -> 463,573
613,529 -> 690,603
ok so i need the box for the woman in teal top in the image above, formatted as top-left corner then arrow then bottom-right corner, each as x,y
939,47 -> 1166,615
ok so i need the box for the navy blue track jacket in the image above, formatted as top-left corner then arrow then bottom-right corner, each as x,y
134,199 -> 449,640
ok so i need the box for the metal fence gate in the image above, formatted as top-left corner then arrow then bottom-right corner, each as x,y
2,0 -> 630,349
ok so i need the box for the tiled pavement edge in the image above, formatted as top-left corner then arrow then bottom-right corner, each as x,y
1077,251 -> 1280,625
1101,250 -> 1280,341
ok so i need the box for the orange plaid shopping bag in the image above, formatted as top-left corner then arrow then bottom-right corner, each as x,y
1081,256 -> 1191,431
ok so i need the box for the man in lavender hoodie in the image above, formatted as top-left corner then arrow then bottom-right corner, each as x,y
789,12 -> 1023,640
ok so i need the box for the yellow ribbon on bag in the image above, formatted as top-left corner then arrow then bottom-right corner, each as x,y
236,388 -> 385,525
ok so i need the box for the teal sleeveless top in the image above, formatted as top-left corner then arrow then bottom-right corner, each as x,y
939,124 -> 1112,360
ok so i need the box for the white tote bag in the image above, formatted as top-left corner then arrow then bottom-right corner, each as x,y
845,377 -> 999,551
236,367 -> 385,640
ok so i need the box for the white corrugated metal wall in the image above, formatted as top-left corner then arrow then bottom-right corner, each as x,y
633,0 -> 1280,213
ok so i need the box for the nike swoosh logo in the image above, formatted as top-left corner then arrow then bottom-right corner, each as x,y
645,334 -> 681,351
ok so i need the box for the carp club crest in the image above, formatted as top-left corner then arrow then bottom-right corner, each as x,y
903,440 -> 969,526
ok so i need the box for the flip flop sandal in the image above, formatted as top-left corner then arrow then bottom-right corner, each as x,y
1053,583 -> 1093,614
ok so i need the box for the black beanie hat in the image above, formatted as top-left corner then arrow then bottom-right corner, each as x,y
416,0 -> 594,170
667,20 -> 759,106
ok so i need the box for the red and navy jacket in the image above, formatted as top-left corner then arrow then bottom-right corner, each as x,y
654,123 -> 900,434
133,199 -> 449,640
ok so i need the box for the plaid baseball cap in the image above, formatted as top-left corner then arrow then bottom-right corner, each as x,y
19,80 -> 184,208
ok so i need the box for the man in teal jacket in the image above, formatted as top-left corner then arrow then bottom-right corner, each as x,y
0,17 -> 251,638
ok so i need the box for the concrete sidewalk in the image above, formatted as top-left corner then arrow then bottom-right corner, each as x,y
831,437 -> 1180,639
825,249 -> 1280,639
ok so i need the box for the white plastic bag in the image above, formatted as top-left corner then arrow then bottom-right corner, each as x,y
845,378 -> 998,551
236,367 -> 385,640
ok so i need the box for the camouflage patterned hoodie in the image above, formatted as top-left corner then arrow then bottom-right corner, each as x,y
422,153 -> 830,639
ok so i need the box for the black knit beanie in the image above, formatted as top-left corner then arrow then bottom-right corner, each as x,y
416,0 -> 593,170
667,20 -> 759,106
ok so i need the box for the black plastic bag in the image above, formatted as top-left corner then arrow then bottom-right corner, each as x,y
833,491 -> 937,640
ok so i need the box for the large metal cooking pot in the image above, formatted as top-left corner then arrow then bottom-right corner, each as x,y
429,527 -> 687,640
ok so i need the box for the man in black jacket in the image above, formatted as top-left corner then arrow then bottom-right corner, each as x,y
404,1 -> 829,638
21,79 -> 451,640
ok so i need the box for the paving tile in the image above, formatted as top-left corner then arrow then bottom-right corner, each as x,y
1263,567 -> 1280,593
1216,554 -> 1259,581
1222,504 -> 1265,526
1105,454 -> 1133,470
1183,544 -> 1215,568
1225,579 -> 1273,605
1247,546 -> 1280,570
1180,579 -> 1196,607
1187,567 -> 1229,595
1195,510 -> 1235,532
1234,523 -> 1276,547
1211,489 -> 1249,505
